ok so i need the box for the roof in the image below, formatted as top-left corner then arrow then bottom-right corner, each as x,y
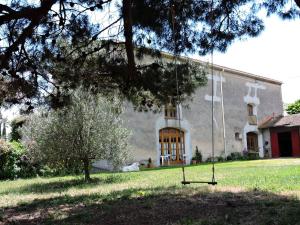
160,51 -> 282,85
259,113 -> 300,129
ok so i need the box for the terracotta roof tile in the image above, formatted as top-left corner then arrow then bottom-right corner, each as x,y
259,113 -> 300,128
274,113 -> 300,127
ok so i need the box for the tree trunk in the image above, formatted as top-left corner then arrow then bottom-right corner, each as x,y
83,158 -> 90,181
122,0 -> 136,81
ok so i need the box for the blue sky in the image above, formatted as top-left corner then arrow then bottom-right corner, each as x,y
197,15 -> 300,104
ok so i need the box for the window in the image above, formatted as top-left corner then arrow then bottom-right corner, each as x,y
247,104 -> 257,125
247,104 -> 254,116
235,132 -> 240,140
165,104 -> 177,119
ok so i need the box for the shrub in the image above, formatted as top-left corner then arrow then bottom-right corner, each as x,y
0,140 -> 27,179
247,152 -> 260,160
194,146 -> 202,163
217,156 -> 225,162
0,139 -> 14,179
226,152 -> 244,161
205,157 -> 214,162
0,140 -> 42,180
226,155 -> 232,161
10,141 -> 43,178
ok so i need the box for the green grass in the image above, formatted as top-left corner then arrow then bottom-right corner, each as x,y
1,158 -> 300,225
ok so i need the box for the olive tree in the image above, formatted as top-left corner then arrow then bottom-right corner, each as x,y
21,88 -> 131,181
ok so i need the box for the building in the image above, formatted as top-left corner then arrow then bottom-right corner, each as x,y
259,113 -> 300,158
120,52 -> 284,167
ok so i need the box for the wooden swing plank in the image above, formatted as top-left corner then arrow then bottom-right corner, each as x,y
181,181 -> 217,185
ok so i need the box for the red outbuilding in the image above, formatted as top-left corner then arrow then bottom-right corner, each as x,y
259,113 -> 300,158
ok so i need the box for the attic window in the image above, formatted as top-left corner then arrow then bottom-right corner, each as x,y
247,104 -> 254,116
165,104 -> 177,119
235,132 -> 240,140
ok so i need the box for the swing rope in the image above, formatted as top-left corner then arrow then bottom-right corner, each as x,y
171,4 -> 186,183
210,0 -> 216,185
171,0 -> 217,186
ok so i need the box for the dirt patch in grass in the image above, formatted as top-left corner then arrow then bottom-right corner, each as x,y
2,187 -> 300,225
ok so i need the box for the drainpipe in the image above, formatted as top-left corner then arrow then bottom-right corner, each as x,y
220,68 -> 227,157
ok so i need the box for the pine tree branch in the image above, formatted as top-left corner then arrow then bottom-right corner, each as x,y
1,0 -> 57,67
0,0 -> 57,26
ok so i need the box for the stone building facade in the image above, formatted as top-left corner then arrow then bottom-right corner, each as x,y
122,53 -> 283,167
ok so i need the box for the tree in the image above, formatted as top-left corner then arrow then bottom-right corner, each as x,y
10,116 -> 26,141
21,87 -> 131,181
0,113 -> 7,140
286,99 -> 300,115
0,0 -> 299,109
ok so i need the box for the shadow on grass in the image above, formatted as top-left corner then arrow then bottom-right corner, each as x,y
139,160 -> 255,172
2,186 -> 300,225
0,174 -> 127,195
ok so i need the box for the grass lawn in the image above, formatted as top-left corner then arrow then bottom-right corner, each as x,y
1,158 -> 300,225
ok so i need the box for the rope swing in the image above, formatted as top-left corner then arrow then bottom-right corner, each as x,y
170,0 -> 217,186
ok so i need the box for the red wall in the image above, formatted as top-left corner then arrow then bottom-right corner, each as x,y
270,127 -> 300,157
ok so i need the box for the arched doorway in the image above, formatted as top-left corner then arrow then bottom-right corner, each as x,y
159,128 -> 185,165
247,132 -> 258,152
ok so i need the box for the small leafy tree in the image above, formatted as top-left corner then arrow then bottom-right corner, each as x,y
21,88 -> 131,181
0,113 -> 7,140
286,99 -> 300,115
194,146 -> 202,163
10,117 -> 26,141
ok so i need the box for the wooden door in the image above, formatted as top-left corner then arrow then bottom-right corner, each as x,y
270,131 -> 279,158
291,129 -> 300,157
159,128 -> 185,165
247,132 -> 258,152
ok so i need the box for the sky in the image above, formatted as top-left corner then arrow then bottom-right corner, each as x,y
197,15 -> 300,104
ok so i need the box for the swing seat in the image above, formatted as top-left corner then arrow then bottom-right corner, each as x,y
181,181 -> 217,185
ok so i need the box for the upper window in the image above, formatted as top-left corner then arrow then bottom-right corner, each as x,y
247,104 -> 254,116
235,132 -> 240,141
165,104 -> 177,119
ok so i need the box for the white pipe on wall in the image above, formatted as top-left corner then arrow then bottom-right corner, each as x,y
220,68 -> 227,157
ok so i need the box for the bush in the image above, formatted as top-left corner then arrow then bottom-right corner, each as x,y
225,151 -> 260,161
205,155 -> 225,162
0,140 -> 42,180
205,157 -> 215,162
226,152 -> 244,161
194,146 -> 202,163
247,152 -> 260,160
0,140 -> 26,179
0,139 -> 14,179
217,156 -> 225,162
